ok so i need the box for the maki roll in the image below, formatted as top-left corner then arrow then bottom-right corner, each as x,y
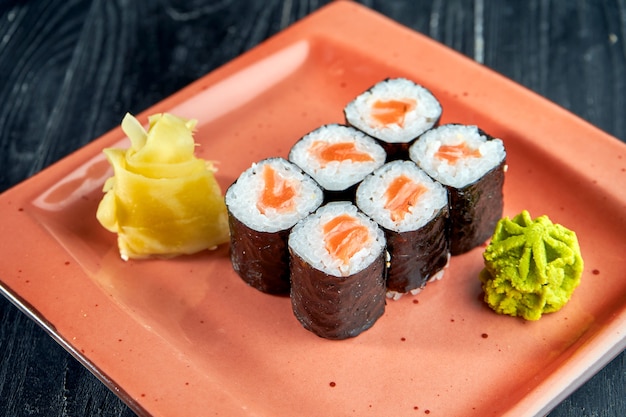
409,124 -> 506,255
288,202 -> 387,339
225,158 -> 324,295
344,78 -> 442,160
356,160 -> 449,299
288,124 -> 386,201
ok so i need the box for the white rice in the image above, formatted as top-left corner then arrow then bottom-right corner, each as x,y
288,202 -> 386,277
356,160 -> 448,233
409,124 -> 506,189
344,78 -> 442,144
225,158 -> 324,233
288,124 -> 386,191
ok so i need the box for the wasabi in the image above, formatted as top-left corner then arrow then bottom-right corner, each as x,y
479,210 -> 584,320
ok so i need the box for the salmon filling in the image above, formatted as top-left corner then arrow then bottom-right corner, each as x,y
371,99 -> 417,126
384,175 -> 428,222
323,214 -> 371,264
436,142 -> 482,163
257,165 -> 296,214
309,141 -> 374,166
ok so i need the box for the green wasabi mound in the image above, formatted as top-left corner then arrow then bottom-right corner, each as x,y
479,210 -> 584,321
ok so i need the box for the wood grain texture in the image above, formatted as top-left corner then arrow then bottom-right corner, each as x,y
0,0 -> 624,416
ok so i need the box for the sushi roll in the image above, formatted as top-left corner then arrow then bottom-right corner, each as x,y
288,124 -> 386,201
356,160 -> 449,299
344,78 -> 442,160
409,124 -> 506,255
225,158 -> 324,295
288,201 -> 387,339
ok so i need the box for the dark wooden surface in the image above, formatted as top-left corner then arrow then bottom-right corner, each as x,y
1,0 -> 625,416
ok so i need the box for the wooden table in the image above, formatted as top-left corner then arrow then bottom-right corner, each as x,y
1,1 -> 624,416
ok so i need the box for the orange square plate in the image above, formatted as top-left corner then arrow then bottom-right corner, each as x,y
1,2 -> 625,416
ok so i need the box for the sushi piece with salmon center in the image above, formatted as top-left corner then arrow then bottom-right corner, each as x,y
288,201 -> 387,339
344,78 -> 442,160
357,160 -> 450,299
409,124 -> 506,255
288,124 -> 386,201
225,158 -> 324,294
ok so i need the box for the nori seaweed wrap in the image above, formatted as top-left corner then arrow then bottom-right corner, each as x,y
383,209 -> 449,294
446,160 -> 506,254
